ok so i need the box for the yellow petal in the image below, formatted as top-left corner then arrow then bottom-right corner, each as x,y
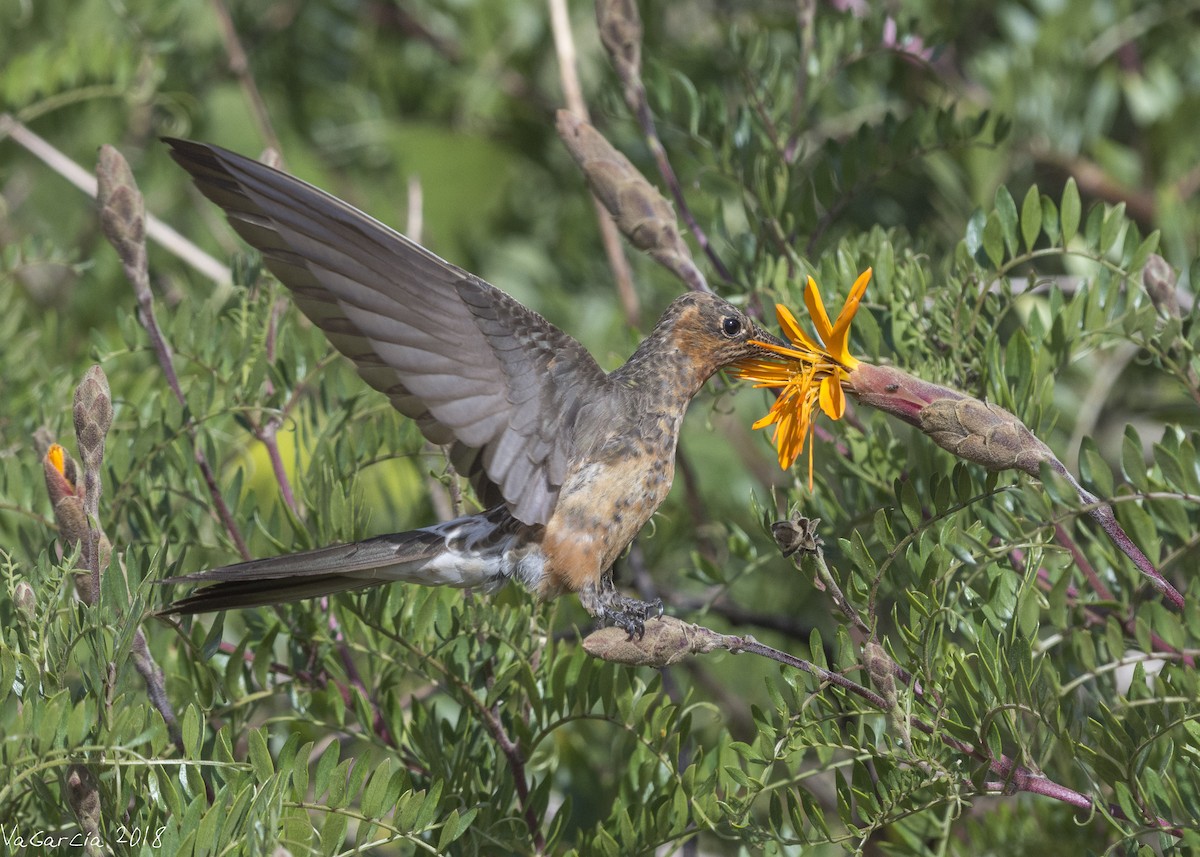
804,276 -> 834,346
752,409 -> 781,430
732,357 -> 794,385
806,429 -> 815,491
827,268 -> 871,366
776,303 -> 821,352
47,443 -> 66,475
818,374 -> 846,419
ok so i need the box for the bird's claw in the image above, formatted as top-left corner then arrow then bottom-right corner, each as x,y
600,595 -> 664,639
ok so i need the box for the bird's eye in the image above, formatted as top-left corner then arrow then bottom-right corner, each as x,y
721,316 -> 743,337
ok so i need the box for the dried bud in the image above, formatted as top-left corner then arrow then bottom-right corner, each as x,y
52,494 -> 90,552
13,581 -> 36,619
919,397 -> 1053,477
66,765 -> 102,844
72,366 -> 113,475
96,145 -> 147,282
556,111 -> 703,288
72,364 -> 112,504
772,514 -> 823,557
1141,253 -> 1180,320
583,616 -> 721,667
596,0 -> 643,93
863,640 -> 897,708
72,532 -> 112,605
847,360 -> 1182,611
864,640 -> 910,745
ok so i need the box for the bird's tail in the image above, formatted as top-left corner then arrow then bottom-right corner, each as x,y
160,526 -> 500,614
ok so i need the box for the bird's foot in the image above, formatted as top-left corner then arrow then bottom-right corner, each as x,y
581,582 -> 663,639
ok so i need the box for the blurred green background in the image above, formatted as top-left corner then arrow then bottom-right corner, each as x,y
3,0 -> 1200,854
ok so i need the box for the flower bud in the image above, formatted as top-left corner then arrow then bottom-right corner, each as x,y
44,445 -> 90,549
96,145 -> 147,278
1141,254 -> 1180,320
918,397 -> 1053,477
556,111 -> 701,287
771,514 -> 823,557
583,616 -> 720,667
863,640 -> 897,709
13,581 -> 36,620
53,495 -> 90,553
43,444 -> 79,505
596,0 -> 643,94
72,365 -> 112,475
66,765 -> 102,842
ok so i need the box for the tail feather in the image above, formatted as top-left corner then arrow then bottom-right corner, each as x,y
163,574 -> 378,613
160,530 -> 449,615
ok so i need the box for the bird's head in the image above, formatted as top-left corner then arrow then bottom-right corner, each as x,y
659,291 -> 789,373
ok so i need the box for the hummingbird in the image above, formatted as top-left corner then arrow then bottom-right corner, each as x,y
162,139 -> 784,635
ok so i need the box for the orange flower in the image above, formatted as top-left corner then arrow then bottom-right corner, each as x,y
734,269 -> 871,485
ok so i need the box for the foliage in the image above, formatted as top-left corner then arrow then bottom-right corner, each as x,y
2,0 -> 1200,854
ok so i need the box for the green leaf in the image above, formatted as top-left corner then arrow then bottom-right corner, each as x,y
847,530 -> 878,575
1099,202 -> 1127,254
413,779 -> 444,831
183,705 -> 202,757
200,613 -> 226,661
965,208 -> 986,257
1084,202 -> 1105,248
290,741 -> 313,803
67,697 -> 90,746
320,811 -> 349,854
1078,439 -> 1114,497
1039,194 -> 1060,245
438,808 -> 477,850
982,211 -> 1005,268
314,740 -> 340,800
248,728 -> 273,781
1061,177 -> 1080,244
1020,184 -> 1042,251
359,760 -> 392,819
872,508 -> 897,552
1004,330 -> 1034,402
994,185 -> 1019,256
1154,442 -> 1188,494
1121,426 -> 1149,492
327,758 -> 353,809
1130,230 -> 1161,273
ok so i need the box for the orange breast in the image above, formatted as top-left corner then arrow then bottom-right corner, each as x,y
539,451 -> 675,596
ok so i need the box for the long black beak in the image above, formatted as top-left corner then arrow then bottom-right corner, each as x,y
750,327 -> 789,352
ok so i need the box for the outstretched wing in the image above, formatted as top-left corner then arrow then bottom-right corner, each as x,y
167,138 -> 605,526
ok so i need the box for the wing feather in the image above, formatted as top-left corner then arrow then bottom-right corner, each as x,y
167,138 -> 607,525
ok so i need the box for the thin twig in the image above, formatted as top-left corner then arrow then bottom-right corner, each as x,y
1053,463 -> 1184,610
783,0 -> 817,162
630,90 -> 732,284
208,0 -> 283,157
586,616 -> 1183,837
0,114 -> 231,284
1029,534 -> 1195,668
481,702 -> 548,856
592,0 -> 730,283
249,296 -> 301,516
97,145 -> 251,559
138,290 -> 251,559
547,0 -> 641,326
